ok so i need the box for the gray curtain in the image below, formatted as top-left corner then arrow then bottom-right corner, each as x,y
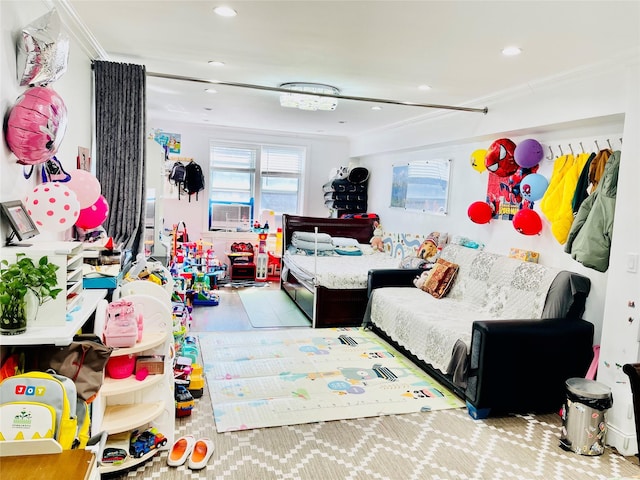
94,61 -> 146,256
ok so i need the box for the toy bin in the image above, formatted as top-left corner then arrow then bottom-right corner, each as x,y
106,354 -> 136,379
559,377 -> 613,455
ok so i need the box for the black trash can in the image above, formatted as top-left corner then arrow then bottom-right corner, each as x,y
559,377 -> 613,455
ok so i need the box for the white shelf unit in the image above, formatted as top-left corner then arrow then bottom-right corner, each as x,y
91,294 -> 175,475
0,289 -> 107,346
0,241 -> 85,327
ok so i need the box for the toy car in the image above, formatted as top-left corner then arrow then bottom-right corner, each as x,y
129,428 -> 167,458
102,447 -> 127,465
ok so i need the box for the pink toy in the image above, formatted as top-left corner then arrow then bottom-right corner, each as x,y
104,299 -> 142,348
5,86 -> 67,165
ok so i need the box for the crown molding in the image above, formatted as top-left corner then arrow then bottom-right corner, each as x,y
46,0 -> 109,60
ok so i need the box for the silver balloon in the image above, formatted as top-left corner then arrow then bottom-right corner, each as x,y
17,8 -> 69,86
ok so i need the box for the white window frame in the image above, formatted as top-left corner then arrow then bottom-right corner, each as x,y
209,141 -> 305,230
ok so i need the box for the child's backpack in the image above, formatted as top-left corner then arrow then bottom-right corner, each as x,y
0,370 -> 82,449
103,299 -> 143,348
184,161 -> 205,202
169,161 -> 186,185
169,161 -> 187,199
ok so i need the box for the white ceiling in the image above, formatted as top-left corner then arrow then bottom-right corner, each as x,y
66,0 -> 640,138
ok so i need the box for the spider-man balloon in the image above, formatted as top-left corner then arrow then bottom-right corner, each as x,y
484,138 -> 518,177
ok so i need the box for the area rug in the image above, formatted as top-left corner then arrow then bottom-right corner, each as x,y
199,327 -> 464,432
237,287 -> 311,327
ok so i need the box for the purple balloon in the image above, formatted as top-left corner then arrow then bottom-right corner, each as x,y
514,139 -> 544,168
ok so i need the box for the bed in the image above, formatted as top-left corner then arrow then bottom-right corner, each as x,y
281,214 -> 399,328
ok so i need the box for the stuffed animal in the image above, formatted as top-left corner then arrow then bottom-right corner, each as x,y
370,221 -> 384,252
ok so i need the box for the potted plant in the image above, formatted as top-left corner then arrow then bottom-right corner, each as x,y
0,253 -> 62,335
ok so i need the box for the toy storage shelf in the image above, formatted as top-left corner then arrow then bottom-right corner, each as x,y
101,402 -> 166,435
108,331 -> 168,357
101,372 -> 165,397
91,290 -> 175,476
99,447 -> 156,475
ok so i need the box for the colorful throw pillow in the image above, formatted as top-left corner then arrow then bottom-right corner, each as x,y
421,258 -> 459,299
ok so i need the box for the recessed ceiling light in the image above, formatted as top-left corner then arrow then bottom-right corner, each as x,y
214,6 -> 237,17
204,107 -> 213,111
205,88 -> 217,94
371,106 -> 382,111
418,84 -> 431,91
502,46 -> 522,56
208,60 -> 225,67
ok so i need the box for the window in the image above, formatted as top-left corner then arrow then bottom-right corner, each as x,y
209,142 -> 305,229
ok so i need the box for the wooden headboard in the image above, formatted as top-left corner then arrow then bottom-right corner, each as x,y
282,215 -> 377,250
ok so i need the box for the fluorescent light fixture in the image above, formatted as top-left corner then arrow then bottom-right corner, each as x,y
214,6 -> 237,17
208,60 -> 225,67
279,82 -> 340,111
205,88 -> 217,94
418,84 -> 432,91
502,46 -> 522,56
371,106 -> 382,111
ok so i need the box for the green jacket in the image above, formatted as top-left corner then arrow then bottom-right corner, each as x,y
564,151 -> 620,272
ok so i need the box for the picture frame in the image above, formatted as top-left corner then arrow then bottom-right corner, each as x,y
77,146 -> 91,171
390,159 -> 451,215
1,200 -> 40,244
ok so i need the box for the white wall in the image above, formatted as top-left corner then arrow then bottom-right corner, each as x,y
353,55 -> 640,453
352,58 -> 639,348
148,121 -> 350,241
1,1 -> 93,243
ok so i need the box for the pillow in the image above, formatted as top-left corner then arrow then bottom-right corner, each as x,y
416,231 -> 448,263
421,258 -> 459,299
401,256 -> 427,269
335,246 -> 362,256
332,237 -> 360,247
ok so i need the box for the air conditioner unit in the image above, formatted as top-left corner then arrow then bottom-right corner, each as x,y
210,204 -> 252,231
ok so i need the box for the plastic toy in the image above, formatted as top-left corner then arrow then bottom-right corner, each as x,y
175,384 -> 195,418
129,428 -> 167,458
102,447 -> 127,465
370,221 -> 384,252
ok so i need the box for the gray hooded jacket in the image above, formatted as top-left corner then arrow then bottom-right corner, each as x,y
564,150 -> 620,272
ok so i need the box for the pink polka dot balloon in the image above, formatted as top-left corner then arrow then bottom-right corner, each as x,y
76,195 -> 109,230
65,169 -> 101,208
24,183 -> 79,232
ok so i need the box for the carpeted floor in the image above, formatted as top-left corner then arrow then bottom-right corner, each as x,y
106,330 -> 640,480
106,376 -> 639,480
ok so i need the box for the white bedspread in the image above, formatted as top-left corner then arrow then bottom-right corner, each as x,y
283,250 -> 400,289
370,244 -> 560,372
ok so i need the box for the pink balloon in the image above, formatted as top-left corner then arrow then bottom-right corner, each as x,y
24,183 -> 79,233
5,86 -> 67,165
76,195 -> 109,229
66,169 -> 101,208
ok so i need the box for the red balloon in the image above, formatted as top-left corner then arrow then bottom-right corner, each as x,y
468,201 -> 493,224
513,208 -> 542,235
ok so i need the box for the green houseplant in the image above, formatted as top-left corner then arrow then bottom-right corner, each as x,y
0,254 -> 62,335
